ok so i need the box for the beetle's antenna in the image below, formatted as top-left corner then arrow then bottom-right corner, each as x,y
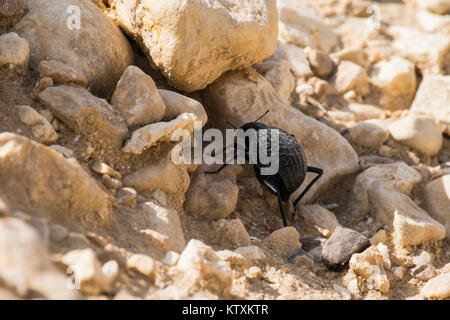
226,120 -> 237,129
254,110 -> 270,122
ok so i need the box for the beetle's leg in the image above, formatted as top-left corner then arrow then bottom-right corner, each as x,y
292,166 -> 323,208
204,143 -> 247,175
259,179 -> 288,227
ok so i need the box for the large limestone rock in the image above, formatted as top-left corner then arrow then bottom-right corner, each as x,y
203,69 -> 359,203
277,0 -> 339,53
0,133 -> 114,226
13,0 -> 134,98
424,175 -> 450,240
110,0 -> 278,92
410,74 -> 450,136
0,32 -> 30,77
0,217 -> 79,299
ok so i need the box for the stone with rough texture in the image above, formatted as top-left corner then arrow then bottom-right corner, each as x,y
410,74 -> 450,135
0,32 -> 29,76
234,246 -> 266,262
0,217 -> 79,299
387,26 -> 450,75
0,133 -> 113,226
127,254 -> 155,280
62,248 -> 111,295
331,61 -> 370,95
420,273 -> 450,300
37,85 -> 128,150
159,89 -> 208,127
347,121 -> 389,148
16,105 -> 58,144
123,113 -> 197,154
296,204 -> 339,238
0,0 -> 26,27
177,239 -> 232,296
418,0 -> 450,15
213,219 -> 251,249
111,0 -> 278,92
253,42 -> 295,104
370,57 -> 417,110
184,165 -> 239,220
307,50 -> 334,79
349,246 -> 390,293
346,103 -> 386,121
278,0 -> 339,53
331,48 -> 370,70
368,183 -> 446,246
352,162 -> 421,216
37,60 -> 88,87
111,66 -> 166,128
13,0 -> 134,98
423,175 -> 450,240
124,148 -> 190,196
322,226 -> 369,266
263,227 -> 301,257
283,44 -> 313,78
388,115 -> 443,156
417,10 -> 450,34
139,201 -> 186,253
203,69 -> 359,204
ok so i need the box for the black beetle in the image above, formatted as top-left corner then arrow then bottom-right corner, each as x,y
205,111 -> 323,227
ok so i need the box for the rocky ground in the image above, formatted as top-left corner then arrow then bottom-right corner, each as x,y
0,0 -> 449,300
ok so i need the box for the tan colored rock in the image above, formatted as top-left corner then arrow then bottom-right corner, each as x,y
123,113 -> 197,154
370,229 -> 387,246
370,57 -> 417,110
139,201 -> 186,253
116,187 -> 137,208
213,219 -> 251,249
418,0 -> 450,14
102,260 -> 119,283
253,42 -> 295,104
346,103 -> 386,121
184,165 -> 239,220
420,273 -> 450,299
13,0 -> 134,98
349,246 -> 390,294
352,162 -> 421,216
203,69 -> 359,203
37,60 -> 88,87
424,175 -> 450,240
283,44 -> 313,78
62,248 -> 111,295
124,149 -> 190,196
91,161 -> 121,180
410,74 -> 450,135
0,32 -> 29,76
111,66 -> 166,127
16,105 -> 58,143
37,85 -> 128,150
296,204 -> 339,238
388,115 -> 443,156
331,48 -> 370,70
307,50 -> 334,79
177,239 -> 232,296
111,0 -> 278,92
234,246 -> 266,262
0,217 -> 79,299
387,26 -> 450,75
331,61 -> 370,95
417,10 -> 450,34
159,89 -> 208,127
278,0 -> 339,53
0,133 -> 113,226
126,254 -> 156,281
0,0 -> 26,27
347,121 -> 389,148
263,227 -> 301,257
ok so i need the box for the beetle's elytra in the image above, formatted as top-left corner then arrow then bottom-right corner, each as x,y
205,111 -> 323,227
